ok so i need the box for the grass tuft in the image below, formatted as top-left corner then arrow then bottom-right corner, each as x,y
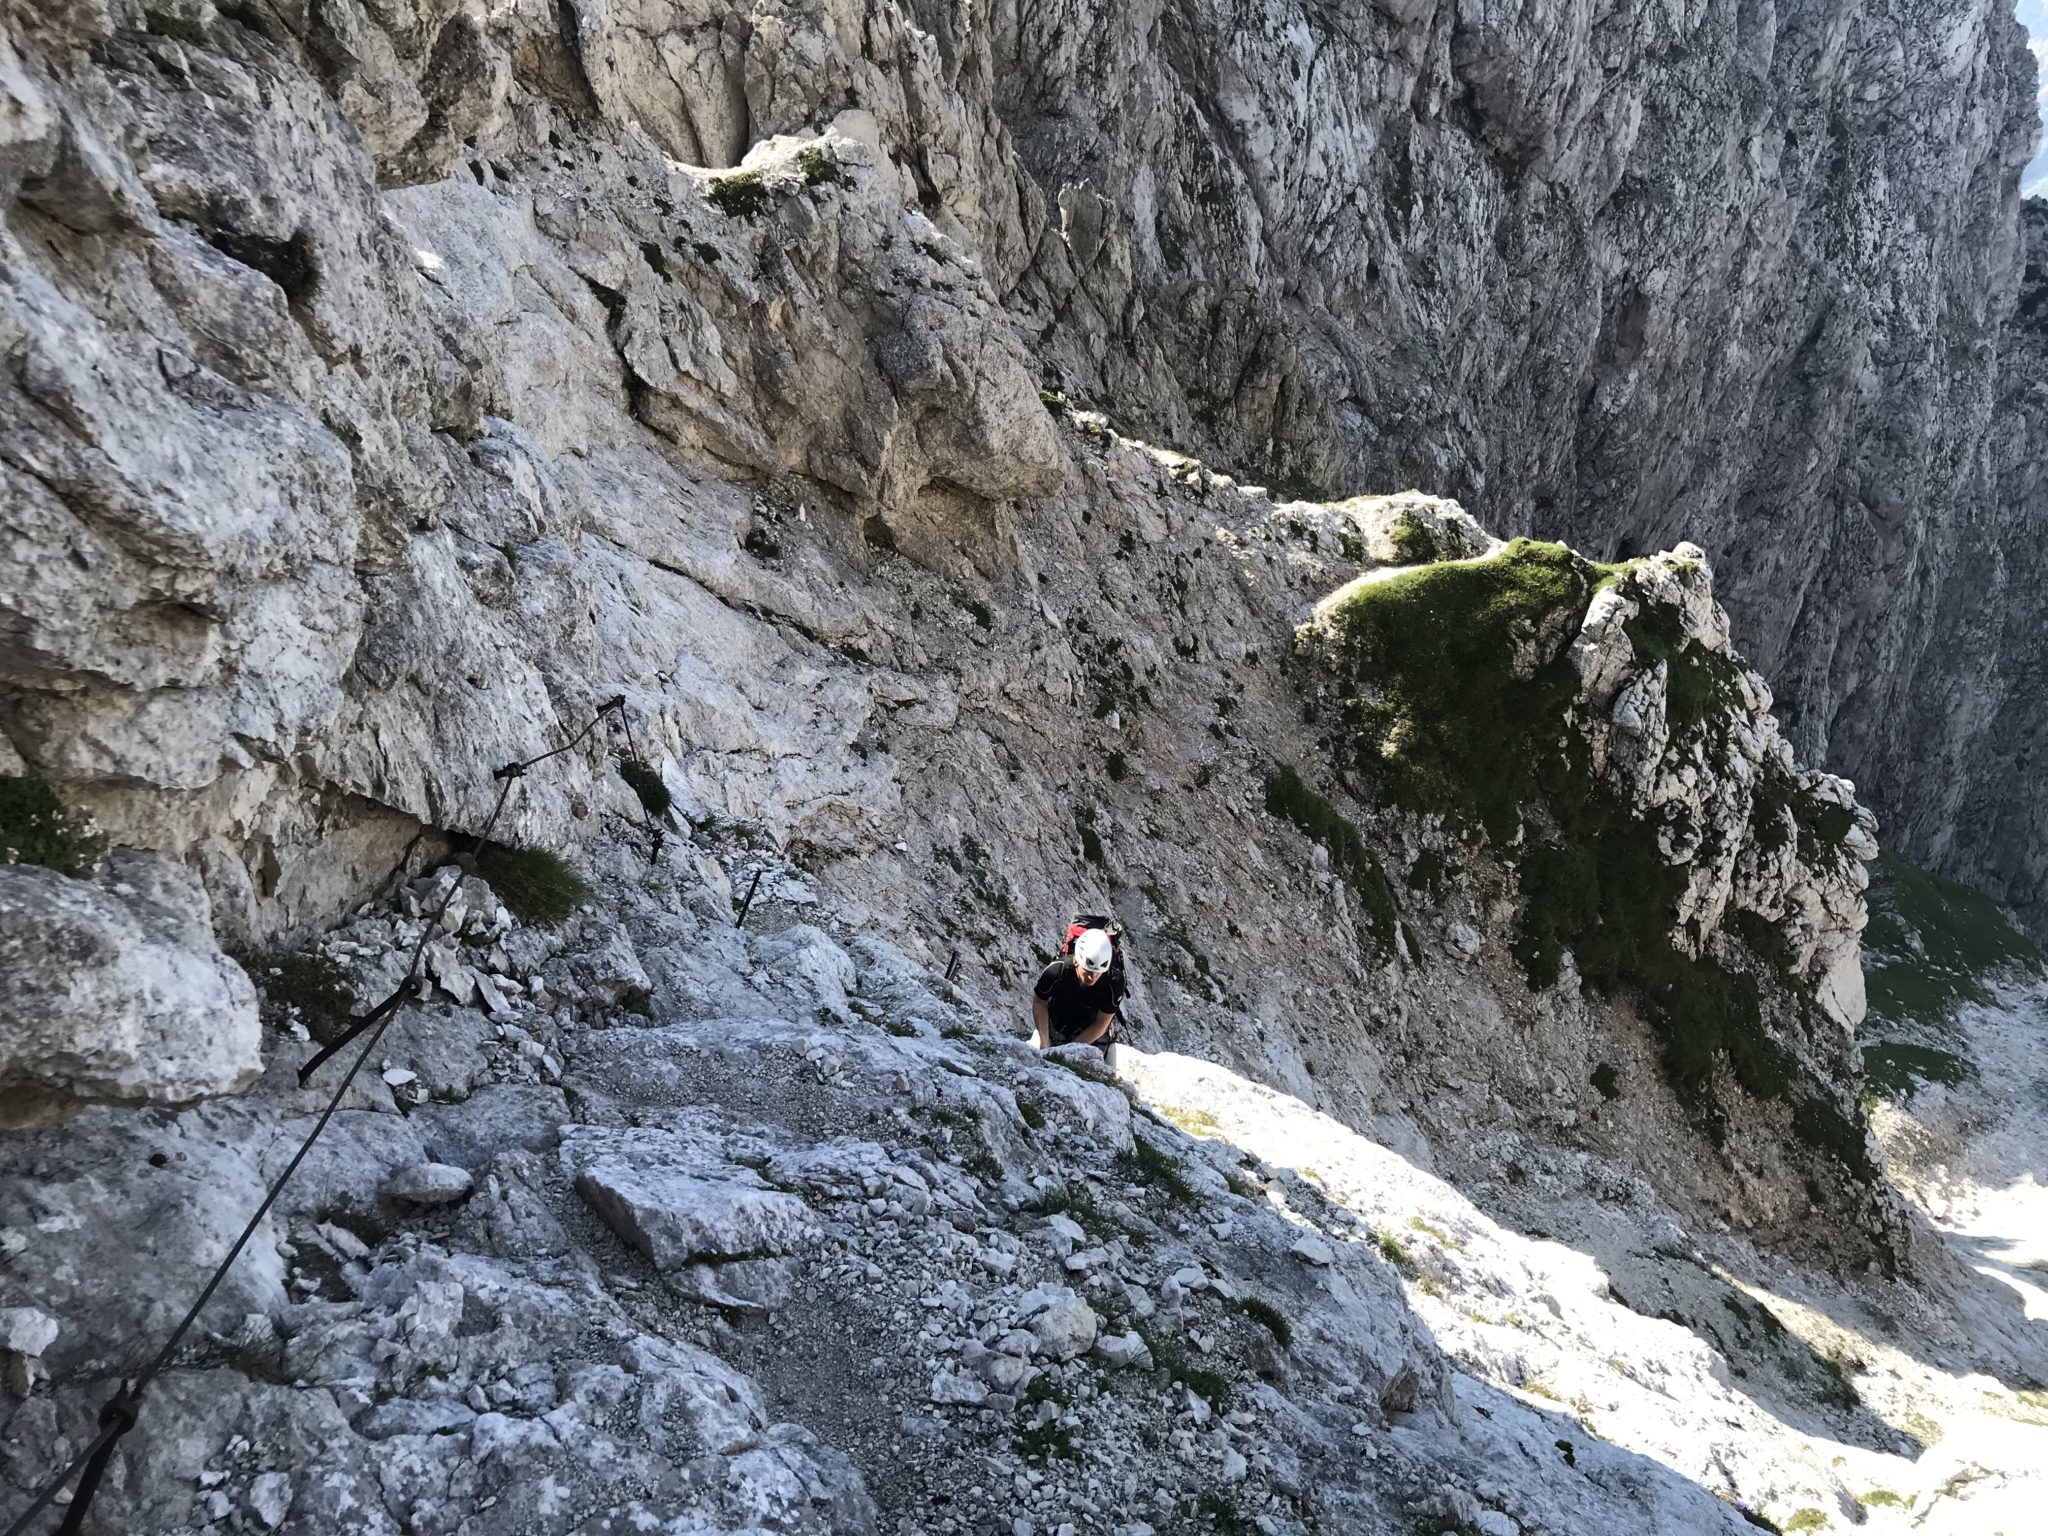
0,776 -> 102,878
1240,1296 -> 1293,1347
1139,1327 -> 1232,1408
617,758 -> 673,820
1388,510 -> 1444,565
473,841 -> 591,926
705,171 -> 771,218
235,946 -> 358,1044
796,145 -> 842,187
1123,1136 -> 1200,1205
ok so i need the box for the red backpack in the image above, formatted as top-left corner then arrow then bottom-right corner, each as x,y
1059,913 -> 1125,975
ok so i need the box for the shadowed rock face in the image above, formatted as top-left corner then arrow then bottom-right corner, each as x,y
1898,200 -> 2048,942
980,0 -> 2044,934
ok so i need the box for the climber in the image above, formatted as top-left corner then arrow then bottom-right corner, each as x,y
1031,918 -> 1127,1071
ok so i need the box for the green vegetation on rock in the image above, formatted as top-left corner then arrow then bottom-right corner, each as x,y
1304,540 -> 1868,1163
472,841 -> 591,926
234,945 -> 357,1043
1622,598 -> 1748,745
0,775 -> 101,878
1315,537 -> 1593,844
1861,1040 -> 1974,1101
617,758 -> 673,820
705,171 -> 770,218
1862,851 -> 2042,1028
1263,764 -> 1398,959
1240,1295 -> 1293,1347
1388,510 -> 1444,564
796,145 -> 841,187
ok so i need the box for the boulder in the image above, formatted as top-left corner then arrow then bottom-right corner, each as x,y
1093,1332 -> 1152,1370
562,1126 -> 818,1275
0,852 -> 260,1124
383,1162 -> 475,1206
1014,1284 -> 1099,1361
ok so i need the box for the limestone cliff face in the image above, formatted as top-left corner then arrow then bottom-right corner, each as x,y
14,9 -> 2044,1528
1890,200 -> 2048,940
0,0 -> 1919,1237
981,0 -> 2044,937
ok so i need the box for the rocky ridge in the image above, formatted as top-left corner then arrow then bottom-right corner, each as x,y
4,3 -> 2047,1531
0,824 -> 2003,1536
3,823 -> 2043,1535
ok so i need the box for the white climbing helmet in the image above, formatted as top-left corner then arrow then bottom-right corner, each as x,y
1073,928 -> 1114,977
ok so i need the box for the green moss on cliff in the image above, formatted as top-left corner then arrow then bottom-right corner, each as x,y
1307,542 -> 1857,1153
1862,852 -> 2042,1028
1622,599 -> 1747,746
1317,537 -> 1594,845
1264,765 -> 1398,960
0,776 -> 101,878
1388,511 -> 1444,565
705,171 -> 770,218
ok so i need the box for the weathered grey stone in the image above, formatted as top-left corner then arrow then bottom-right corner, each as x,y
1092,1332 -> 1152,1370
247,1472 -> 292,1530
562,1125 -> 818,1268
929,1368 -> 988,1406
1289,1235 -> 1336,1268
0,1308 -> 57,1358
1013,1284 -> 1098,1361
382,1162 -> 474,1206
0,852 -> 259,1123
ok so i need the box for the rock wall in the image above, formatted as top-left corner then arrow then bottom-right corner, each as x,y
9,0 -> 2030,942
0,0 -> 1919,1244
981,0 -> 2044,937
10,6 -> 2033,1523
1890,199 -> 2048,940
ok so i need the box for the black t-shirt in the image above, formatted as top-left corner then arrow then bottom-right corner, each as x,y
1034,959 -> 1127,1043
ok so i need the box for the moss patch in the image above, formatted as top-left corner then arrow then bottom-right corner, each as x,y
1862,851 -> 2042,1028
1313,537 -> 1596,844
235,946 -> 358,1044
1305,542 -> 1868,1161
1263,764 -> 1398,959
1388,510 -> 1444,565
1622,598 -> 1748,746
796,145 -> 842,187
1861,1041 -> 1974,1101
472,841 -> 591,926
0,776 -> 101,878
705,171 -> 771,218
